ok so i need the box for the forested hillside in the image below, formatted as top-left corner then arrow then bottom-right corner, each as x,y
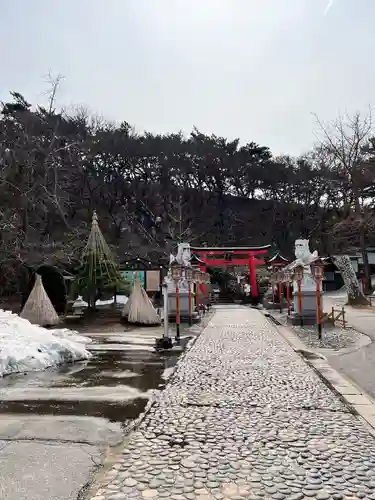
1,91 -> 375,293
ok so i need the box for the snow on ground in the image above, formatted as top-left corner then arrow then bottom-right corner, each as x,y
51,328 -> 92,345
0,310 -> 92,377
72,295 -> 128,309
96,295 -> 128,307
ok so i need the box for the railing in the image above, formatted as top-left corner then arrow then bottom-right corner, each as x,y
321,306 -> 347,328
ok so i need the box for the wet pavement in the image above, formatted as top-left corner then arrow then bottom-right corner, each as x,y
0,325 -> 191,424
0,322 -> 195,500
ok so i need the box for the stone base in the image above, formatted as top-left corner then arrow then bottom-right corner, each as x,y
293,290 -> 323,316
263,299 -> 287,311
168,313 -> 200,324
287,313 -> 317,326
168,291 -> 195,317
154,336 -> 173,350
64,314 -> 84,324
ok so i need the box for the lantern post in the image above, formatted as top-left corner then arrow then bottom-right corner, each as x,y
311,259 -> 325,339
294,265 -> 304,326
171,262 -> 182,343
271,273 -> 276,303
284,269 -> 292,316
155,275 -> 173,351
277,271 -> 283,313
162,280 -> 169,340
186,267 -> 194,326
203,272 -> 211,313
193,269 -> 201,312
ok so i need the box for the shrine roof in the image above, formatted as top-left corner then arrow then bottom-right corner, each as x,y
268,251 -> 289,263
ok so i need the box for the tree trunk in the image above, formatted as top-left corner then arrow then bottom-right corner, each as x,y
359,219 -> 371,294
354,192 -> 371,293
333,255 -> 369,305
21,193 -> 29,242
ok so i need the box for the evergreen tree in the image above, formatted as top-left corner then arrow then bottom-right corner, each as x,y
75,211 -> 130,307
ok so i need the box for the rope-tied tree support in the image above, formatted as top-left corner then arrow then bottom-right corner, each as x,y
74,211 -> 130,309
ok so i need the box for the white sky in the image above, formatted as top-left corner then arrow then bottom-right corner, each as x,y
1,0 -> 374,155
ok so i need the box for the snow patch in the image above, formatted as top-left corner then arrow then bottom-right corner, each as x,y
96,295 -> 128,306
0,310 -> 91,377
51,328 -> 92,345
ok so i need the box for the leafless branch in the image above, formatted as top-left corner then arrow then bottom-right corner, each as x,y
43,71 -> 64,114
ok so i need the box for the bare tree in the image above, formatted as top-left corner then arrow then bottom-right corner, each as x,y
314,110 -> 374,296
43,71 -> 64,114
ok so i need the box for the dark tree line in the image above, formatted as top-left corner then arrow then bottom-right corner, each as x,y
1,91 -> 375,295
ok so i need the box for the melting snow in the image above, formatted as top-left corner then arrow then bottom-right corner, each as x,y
0,310 -> 91,377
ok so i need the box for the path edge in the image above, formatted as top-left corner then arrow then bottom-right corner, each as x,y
264,312 -> 375,437
82,311 -> 215,500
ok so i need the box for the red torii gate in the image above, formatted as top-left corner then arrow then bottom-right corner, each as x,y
190,245 -> 271,298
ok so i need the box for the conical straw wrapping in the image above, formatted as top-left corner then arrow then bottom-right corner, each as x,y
20,274 -> 60,326
122,275 -> 160,325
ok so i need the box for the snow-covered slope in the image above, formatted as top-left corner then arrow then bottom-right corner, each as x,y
0,310 -> 92,377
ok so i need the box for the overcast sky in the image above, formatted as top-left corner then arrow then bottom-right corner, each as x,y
1,0 -> 374,155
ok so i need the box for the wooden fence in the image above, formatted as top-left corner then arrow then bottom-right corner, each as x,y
321,306 -> 347,328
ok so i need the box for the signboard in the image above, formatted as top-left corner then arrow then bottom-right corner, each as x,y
146,270 -> 160,292
121,270 -> 145,289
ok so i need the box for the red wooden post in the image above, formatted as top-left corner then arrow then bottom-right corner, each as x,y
286,282 -> 291,315
278,281 -> 282,313
200,256 -> 207,299
193,269 -> 200,313
249,255 -> 258,297
186,268 -> 193,326
298,280 -> 303,326
316,279 -> 322,338
175,283 -> 180,340
312,260 -> 324,340
188,282 -> 192,326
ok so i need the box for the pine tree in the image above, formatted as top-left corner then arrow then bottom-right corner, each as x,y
74,211 -> 130,308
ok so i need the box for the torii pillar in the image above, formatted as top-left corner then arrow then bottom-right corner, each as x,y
249,255 -> 258,297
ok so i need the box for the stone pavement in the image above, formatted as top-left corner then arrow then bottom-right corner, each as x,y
0,415 -> 123,500
87,306 -> 375,500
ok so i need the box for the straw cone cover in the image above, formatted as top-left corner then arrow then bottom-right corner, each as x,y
20,274 -> 60,327
122,275 -> 160,325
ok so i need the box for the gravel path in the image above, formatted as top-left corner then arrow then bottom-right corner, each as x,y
89,307 -> 375,500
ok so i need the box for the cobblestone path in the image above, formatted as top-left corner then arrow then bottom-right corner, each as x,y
89,307 -> 375,500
